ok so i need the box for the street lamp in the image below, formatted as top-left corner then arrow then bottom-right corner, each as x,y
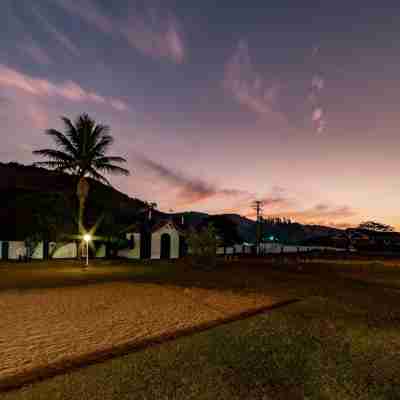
83,234 -> 91,266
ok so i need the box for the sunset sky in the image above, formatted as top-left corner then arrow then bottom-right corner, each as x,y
2,1 -> 400,229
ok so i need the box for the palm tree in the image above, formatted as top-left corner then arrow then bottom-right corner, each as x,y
145,201 -> 158,220
33,113 -> 130,241
33,113 -> 129,182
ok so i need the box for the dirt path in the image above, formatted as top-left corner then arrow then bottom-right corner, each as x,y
0,282 -> 287,390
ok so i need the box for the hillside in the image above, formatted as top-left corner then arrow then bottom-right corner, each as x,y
2,162 -> 343,243
0,162 -> 156,240
222,214 -> 341,244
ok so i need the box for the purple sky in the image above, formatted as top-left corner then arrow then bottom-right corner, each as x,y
2,0 -> 400,229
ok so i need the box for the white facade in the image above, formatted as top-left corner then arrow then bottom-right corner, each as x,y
0,241 -> 43,260
260,243 -> 346,254
8,241 -> 26,260
216,247 -> 225,255
118,233 -> 141,259
225,246 -> 234,255
32,242 -> 44,259
216,244 -> 252,255
151,223 -> 180,259
0,240 -> 126,261
95,244 -> 106,258
51,242 -> 77,259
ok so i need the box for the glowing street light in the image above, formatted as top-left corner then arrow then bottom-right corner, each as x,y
83,234 -> 91,266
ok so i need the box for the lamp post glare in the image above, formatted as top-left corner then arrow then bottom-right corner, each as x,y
83,234 -> 91,266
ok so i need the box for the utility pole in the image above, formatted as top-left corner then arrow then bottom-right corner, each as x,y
252,200 -> 263,255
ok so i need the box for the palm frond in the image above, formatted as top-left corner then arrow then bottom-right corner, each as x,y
94,156 -> 127,164
32,161 -> 73,171
93,162 -> 130,176
61,117 -> 80,148
90,124 -> 111,146
45,129 -> 77,157
86,167 -> 111,185
32,148 -> 75,162
90,135 -> 114,156
33,113 -> 130,184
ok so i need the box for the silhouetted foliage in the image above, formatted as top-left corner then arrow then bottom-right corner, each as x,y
33,113 -> 130,184
357,221 -> 395,233
200,215 -> 242,246
186,224 -> 220,268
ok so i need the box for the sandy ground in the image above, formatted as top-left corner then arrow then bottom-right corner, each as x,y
0,282 -> 281,385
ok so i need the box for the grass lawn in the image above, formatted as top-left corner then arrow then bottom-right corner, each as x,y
1,257 -> 400,399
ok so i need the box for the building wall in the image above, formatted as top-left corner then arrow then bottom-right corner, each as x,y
0,242 -> 47,260
260,243 -> 346,254
32,242 -> 44,259
225,246 -> 234,254
234,244 -> 244,253
8,241 -> 26,260
51,242 -> 77,259
118,233 -> 141,259
95,244 -> 106,258
151,224 -> 180,259
243,245 -> 252,254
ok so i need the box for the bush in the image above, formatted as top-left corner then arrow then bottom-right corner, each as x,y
185,224 -> 219,269
24,233 -> 42,261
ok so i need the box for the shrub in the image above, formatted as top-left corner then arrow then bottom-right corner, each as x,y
185,224 -> 220,269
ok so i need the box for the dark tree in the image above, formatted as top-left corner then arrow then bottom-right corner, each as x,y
200,215 -> 242,246
357,221 -> 395,232
33,114 -> 130,183
33,113 -> 130,242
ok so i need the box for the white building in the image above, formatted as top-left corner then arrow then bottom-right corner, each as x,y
118,219 -> 187,260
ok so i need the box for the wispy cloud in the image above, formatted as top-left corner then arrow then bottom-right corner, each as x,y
122,9 -> 185,64
31,7 -> 80,56
309,73 -> 327,134
137,155 -> 250,205
243,190 -> 296,219
0,65 -> 128,111
312,106 -> 326,134
225,41 -> 330,135
18,41 -> 53,66
25,103 -> 50,129
136,154 -> 357,227
0,95 -> 10,106
272,203 -> 357,226
223,40 -> 285,122
53,0 -> 114,34
54,0 -> 185,63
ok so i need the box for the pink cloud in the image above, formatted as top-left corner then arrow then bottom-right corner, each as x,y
0,65 -> 128,112
54,0 -> 185,63
309,74 -> 327,134
26,104 -> 50,129
312,107 -> 326,134
226,43 -> 329,135
223,40 -> 288,127
311,75 -> 324,91
122,11 -> 185,64
270,204 -> 357,225
110,99 -> 129,112
19,41 -> 53,66
137,155 -> 252,206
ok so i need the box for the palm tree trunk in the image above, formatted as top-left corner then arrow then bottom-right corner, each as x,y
76,177 -> 90,259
